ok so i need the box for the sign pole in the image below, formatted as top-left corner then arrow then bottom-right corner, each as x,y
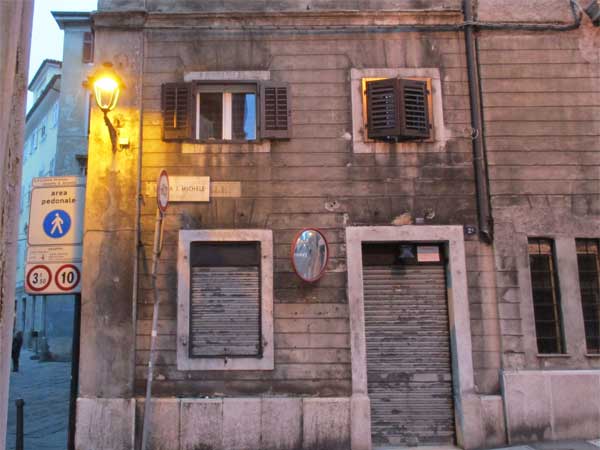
67,294 -> 81,450
140,170 -> 168,450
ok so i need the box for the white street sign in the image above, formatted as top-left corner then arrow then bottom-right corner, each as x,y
25,176 -> 85,294
27,245 -> 82,264
28,183 -> 85,246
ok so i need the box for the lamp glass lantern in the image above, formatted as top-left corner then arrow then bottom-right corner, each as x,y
85,62 -> 125,152
87,62 -> 124,113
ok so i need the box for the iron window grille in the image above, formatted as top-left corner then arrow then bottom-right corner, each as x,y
576,239 -> 600,354
162,81 -> 291,142
528,238 -> 566,354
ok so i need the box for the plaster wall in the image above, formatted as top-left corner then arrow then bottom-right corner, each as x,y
78,28 -> 143,398
477,0 -> 576,23
503,371 -> 600,443
55,26 -> 92,176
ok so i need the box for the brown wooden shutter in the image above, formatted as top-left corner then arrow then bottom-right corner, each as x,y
400,79 -> 430,139
162,83 -> 194,141
82,32 -> 94,63
366,78 -> 430,142
260,82 -> 291,139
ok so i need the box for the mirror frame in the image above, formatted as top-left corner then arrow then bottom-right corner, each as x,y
290,228 -> 329,283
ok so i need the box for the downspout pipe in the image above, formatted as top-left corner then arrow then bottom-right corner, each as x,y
463,0 -> 493,244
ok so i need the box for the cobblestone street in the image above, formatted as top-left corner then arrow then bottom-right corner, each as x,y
4,350 -> 71,450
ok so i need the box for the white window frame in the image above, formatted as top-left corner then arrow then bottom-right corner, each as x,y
350,68 -> 447,153
182,71 -> 271,154
194,84 -> 258,142
177,229 -> 274,371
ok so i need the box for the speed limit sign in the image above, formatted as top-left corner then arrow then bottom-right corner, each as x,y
24,262 -> 82,294
55,264 -> 81,292
26,265 -> 52,292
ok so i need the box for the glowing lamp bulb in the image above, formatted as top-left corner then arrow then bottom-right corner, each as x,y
93,76 -> 120,112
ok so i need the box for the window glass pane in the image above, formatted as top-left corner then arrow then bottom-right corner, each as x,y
528,238 -> 564,354
199,93 -> 222,140
576,239 -> 600,353
232,93 -> 256,140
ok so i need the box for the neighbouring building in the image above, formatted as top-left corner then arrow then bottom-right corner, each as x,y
75,1 -> 600,449
14,12 -> 93,359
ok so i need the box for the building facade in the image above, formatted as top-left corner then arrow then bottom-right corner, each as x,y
14,13 -> 92,359
76,1 -> 600,449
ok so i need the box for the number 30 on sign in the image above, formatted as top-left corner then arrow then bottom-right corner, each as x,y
25,262 -> 82,294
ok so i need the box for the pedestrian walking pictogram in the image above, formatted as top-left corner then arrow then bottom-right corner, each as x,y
43,209 -> 71,238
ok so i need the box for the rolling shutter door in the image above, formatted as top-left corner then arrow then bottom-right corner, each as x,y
363,261 -> 454,446
189,242 -> 261,358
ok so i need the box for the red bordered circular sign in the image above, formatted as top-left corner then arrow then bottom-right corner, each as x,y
26,265 -> 52,292
55,264 -> 81,292
157,169 -> 169,213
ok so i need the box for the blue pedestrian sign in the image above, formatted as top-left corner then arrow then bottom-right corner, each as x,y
43,209 -> 71,239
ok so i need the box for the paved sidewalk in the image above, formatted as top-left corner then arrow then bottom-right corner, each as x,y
496,441 -> 600,450
375,440 -> 600,450
4,350 -> 71,450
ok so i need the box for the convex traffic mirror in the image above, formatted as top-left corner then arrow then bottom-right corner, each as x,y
291,228 -> 328,283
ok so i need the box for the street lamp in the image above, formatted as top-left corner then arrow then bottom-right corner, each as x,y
84,62 -> 125,153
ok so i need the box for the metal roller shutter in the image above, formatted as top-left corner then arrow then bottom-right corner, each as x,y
190,266 -> 261,357
363,262 -> 455,446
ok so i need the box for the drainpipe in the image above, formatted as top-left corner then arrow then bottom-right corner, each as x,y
463,0 -> 493,244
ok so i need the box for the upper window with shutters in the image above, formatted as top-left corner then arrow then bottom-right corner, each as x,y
161,79 -> 291,144
365,78 -> 431,142
350,68 -> 446,153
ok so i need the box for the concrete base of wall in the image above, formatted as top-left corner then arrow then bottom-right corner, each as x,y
77,396 -> 351,450
503,370 -> 600,444
75,398 -> 135,450
461,394 -> 507,449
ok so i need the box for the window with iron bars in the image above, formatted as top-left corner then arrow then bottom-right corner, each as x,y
576,239 -> 600,354
528,238 -> 565,354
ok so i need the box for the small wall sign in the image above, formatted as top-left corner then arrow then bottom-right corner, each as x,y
168,176 -> 210,202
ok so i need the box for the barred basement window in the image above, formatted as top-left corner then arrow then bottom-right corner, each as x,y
576,239 -> 600,354
528,238 -> 565,354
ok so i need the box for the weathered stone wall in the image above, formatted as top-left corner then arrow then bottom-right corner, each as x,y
134,15 -> 488,398
98,0 -> 462,13
480,23 -> 600,371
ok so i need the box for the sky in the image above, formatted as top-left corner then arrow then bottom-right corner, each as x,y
28,0 -> 98,106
